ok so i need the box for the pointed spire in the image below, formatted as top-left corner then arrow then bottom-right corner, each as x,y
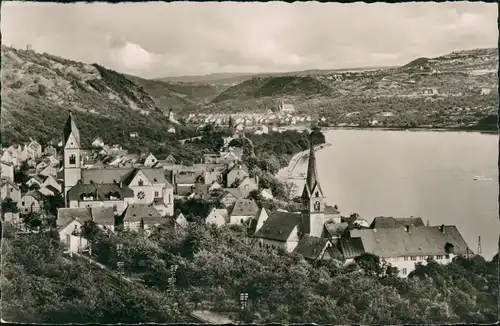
305,133 -> 318,193
63,110 -> 81,147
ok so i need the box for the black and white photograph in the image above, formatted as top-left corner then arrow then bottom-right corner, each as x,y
1,1 -> 499,324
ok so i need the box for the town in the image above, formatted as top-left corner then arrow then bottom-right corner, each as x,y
2,109 -> 494,324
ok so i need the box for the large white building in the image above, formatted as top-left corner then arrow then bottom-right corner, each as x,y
61,111 -> 174,217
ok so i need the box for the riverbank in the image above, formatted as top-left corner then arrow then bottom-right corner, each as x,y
277,143 -> 331,181
323,125 -> 498,134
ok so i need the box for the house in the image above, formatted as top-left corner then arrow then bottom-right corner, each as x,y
226,164 -> 249,187
236,176 -> 258,198
57,218 -> 86,249
172,212 -> 189,231
370,216 -> 425,229
39,165 -> 58,178
117,203 -> 164,233
218,189 -> 243,207
168,127 -> 176,134
174,173 -> 198,196
26,175 -> 45,188
228,199 -> 259,225
1,160 -> 14,181
41,174 -> 62,193
24,139 -> 43,160
346,225 -> 472,276
293,235 -> 336,262
278,100 -> 295,114
260,188 -> 273,200
57,206 -> 116,232
209,181 -> 223,192
92,137 -> 105,148
205,207 -> 229,227
0,178 -> 21,202
129,132 -> 139,138
138,153 -> 158,168
164,155 -> 176,165
44,145 -> 57,157
39,185 -> 61,196
36,160 -> 49,172
324,205 -> 341,224
248,207 -> 269,234
253,211 -> 302,251
18,190 -> 44,214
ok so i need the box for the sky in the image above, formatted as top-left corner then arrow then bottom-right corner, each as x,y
2,1 -> 498,79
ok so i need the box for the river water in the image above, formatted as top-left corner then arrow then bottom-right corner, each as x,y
290,129 -> 499,260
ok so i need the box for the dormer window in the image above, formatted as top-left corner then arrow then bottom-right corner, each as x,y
113,179 -> 117,183
69,154 -> 76,165
138,179 -> 144,186
315,191 -> 319,197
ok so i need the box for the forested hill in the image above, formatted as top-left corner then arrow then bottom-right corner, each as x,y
1,45 -> 180,148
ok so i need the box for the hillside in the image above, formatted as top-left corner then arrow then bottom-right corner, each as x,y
1,45 -> 184,147
158,66 -> 392,85
194,48 -> 498,118
125,74 -> 227,112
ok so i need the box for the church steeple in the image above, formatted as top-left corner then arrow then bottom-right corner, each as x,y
300,133 -> 326,238
302,134 -> 323,200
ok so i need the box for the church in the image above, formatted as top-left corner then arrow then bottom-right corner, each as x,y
61,111 -> 174,217
253,140 -> 341,252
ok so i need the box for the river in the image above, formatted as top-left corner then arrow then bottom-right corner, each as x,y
287,129 -> 499,260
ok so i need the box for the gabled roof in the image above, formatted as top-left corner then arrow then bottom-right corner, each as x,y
349,225 -> 471,258
120,203 -> 163,224
333,237 -> 366,259
254,211 -> 301,242
23,190 -> 43,201
221,188 -> 244,199
230,199 -> 259,217
57,208 -> 92,226
91,207 -> 115,224
324,221 -> 350,238
227,163 -> 249,174
207,208 -> 229,223
67,183 -> 134,201
293,235 -> 330,260
44,185 -> 60,194
63,111 -> 81,147
370,216 -> 425,229
0,178 -> 19,189
175,173 -> 198,185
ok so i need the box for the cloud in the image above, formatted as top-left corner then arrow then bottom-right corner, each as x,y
2,2 -> 497,78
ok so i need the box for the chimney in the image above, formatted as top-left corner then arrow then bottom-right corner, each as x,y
439,224 -> 445,233
119,182 -> 123,189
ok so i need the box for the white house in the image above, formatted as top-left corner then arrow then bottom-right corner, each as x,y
260,188 -> 273,200
1,161 -> 14,181
18,190 -> 44,214
92,137 -> 105,148
205,207 -> 229,227
229,199 -> 259,225
0,178 -> 21,202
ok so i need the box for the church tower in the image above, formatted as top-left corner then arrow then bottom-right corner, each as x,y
63,110 -> 82,206
301,135 -> 326,237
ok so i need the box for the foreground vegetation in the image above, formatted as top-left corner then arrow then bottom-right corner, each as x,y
3,220 -> 498,324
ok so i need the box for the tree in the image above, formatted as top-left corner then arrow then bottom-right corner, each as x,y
22,211 -> 43,230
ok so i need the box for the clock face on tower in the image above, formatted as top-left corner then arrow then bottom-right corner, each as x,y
137,191 -> 145,200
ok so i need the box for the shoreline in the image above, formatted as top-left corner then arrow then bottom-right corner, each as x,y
277,143 -> 330,181
323,125 -> 498,134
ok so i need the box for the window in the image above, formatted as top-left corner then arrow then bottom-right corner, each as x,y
444,254 -> 450,259
427,255 -> 433,260
436,255 -> 443,260
315,191 -> 319,197
138,179 -> 144,186
154,191 -> 159,198
22,201 -> 25,206
402,268 -> 407,275
314,201 -> 321,211
168,194 -> 171,203
411,256 -> 417,261
69,154 -> 76,165
113,205 -> 117,212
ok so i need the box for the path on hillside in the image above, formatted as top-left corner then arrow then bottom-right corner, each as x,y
277,143 -> 331,181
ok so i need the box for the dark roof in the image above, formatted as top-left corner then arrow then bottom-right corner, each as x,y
175,173 -> 198,185
63,111 -> 81,147
91,207 -> 115,224
370,216 -> 425,229
294,235 -> 330,260
230,199 -> 259,217
324,221 -> 350,238
221,188 -> 244,199
336,237 -> 365,259
57,218 -> 82,231
228,163 -> 249,174
349,225 -> 471,258
57,208 -> 92,226
254,211 -> 301,241
67,183 -> 134,201
81,167 -> 166,185
44,185 -> 60,194
120,203 -> 164,224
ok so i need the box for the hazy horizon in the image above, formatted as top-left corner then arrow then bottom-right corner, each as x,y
3,2 -> 497,79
